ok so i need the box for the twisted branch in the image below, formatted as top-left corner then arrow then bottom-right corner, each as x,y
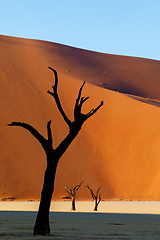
47,67 -> 72,127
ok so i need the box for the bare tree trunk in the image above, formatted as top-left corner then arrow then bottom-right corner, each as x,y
34,154 -> 58,235
94,202 -> 98,211
71,196 -> 76,211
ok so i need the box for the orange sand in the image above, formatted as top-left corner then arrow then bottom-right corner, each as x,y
1,35 -> 160,201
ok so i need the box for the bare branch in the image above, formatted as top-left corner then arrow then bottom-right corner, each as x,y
47,90 -> 54,97
66,190 -> 72,195
97,192 -> 102,205
48,67 -> 72,127
74,81 -> 86,119
48,67 -> 58,91
86,101 -> 104,119
85,184 -> 95,200
74,181 -> 84,192
76,81 -> 86,106
65,187 -> 72,195
96,187 -> 101,197
86,109 -> 94,116
79,97 -> 89,110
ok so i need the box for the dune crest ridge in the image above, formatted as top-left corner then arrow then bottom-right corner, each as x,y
1,35 -> 160,201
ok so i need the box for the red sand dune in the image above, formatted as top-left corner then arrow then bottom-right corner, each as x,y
1,35 -> 160,201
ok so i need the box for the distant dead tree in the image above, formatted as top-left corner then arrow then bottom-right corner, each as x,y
85,184 -> 102,211
8,67 -> 103,236
65,181 -> 83,210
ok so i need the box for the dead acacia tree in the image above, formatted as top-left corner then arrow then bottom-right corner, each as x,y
8,67 -> 103,236
85,184 -> 102,211
65,181 -> 83,211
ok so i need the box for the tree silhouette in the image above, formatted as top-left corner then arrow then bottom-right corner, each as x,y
8,67 -> 103,235
85,184 -> 102,211
65,181 -> 83,210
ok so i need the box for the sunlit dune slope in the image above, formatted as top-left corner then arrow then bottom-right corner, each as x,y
1,35 -> 160,201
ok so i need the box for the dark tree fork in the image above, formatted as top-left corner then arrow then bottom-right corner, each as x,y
8,67 -> 104,236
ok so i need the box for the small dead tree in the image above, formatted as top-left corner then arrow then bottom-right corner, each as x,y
65,181 -> 83,210
8,67 -> 103,236
85,184 -> 102,211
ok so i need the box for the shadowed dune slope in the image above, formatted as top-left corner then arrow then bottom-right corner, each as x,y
1,35 -> 160,200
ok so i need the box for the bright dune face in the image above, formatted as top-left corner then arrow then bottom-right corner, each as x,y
1,35 -> 160,201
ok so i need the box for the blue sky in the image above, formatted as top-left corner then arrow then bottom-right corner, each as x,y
0,0 -> 160,60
